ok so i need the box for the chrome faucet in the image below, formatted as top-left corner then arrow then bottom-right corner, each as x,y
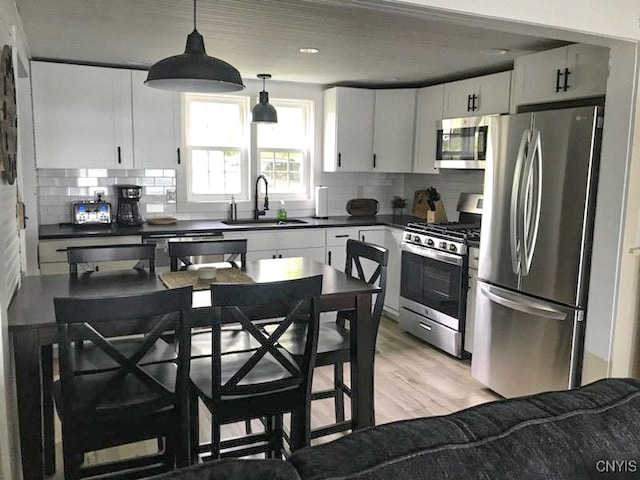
254,175 -> 269,219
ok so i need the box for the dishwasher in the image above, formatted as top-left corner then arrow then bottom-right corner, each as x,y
143,231 -> 224,268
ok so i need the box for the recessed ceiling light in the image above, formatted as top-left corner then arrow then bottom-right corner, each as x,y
299,47 -> 319,54
487,48 -> 510,55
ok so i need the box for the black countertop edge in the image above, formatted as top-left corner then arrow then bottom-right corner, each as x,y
39,215 -> 417,240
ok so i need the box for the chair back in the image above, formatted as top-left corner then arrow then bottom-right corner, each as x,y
54,287 -> 192,420
168,239 -> 247,271
67,243 -> 156,275
344,239 -> 389,345
209,275 -> 322,401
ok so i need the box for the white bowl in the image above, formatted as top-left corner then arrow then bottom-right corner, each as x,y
197,266 -> 217,280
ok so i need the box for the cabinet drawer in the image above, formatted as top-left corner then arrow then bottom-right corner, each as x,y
39,235 -> 142,263
226,229 -> 325,252
325,227 -> 360,247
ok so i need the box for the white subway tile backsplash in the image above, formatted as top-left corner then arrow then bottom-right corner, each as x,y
163,170 -> 176,177
77,177 -> 98,187
141,178 -> 155,186
144,169 -> 164,177
87,169 -> 108,178
146,204 -> 165,213
145,187 -> 165,196
155,177 -> 174,187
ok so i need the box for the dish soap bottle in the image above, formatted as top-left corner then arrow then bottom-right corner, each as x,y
277,200 -> 287,221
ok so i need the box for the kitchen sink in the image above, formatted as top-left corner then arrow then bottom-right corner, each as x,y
221,218 -> 308,226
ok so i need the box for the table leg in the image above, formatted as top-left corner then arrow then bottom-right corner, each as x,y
351,293 -> 375,430
14,330 -> 45,480
41,345 -> 55,475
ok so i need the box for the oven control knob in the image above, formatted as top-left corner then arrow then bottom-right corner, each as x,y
439,241 -> 447,249
405,233 -> 412,241
413,235 -> 421,244
426,239 -> 434,247
449,244 -> 457,253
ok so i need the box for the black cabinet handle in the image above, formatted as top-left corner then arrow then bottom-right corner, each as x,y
555,69 -> 563,93
334,234 -> 350,238
278,254 -> 283,259
373,153 -> 377,168
338,152 -> 341,168
328,250 -> 332,265
117,146 -> 122,164
563,67 -> 571,91
472,94 -> 478,111
362,235 -> 366,242
272,254 -> 276,259
177,147 -> 181,165
467,94 -> 472,112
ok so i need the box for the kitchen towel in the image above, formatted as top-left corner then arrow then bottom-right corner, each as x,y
314,186 -> 329,218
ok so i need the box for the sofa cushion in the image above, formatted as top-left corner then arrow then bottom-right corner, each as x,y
151,459 -> 300,480
289,378 -> 640,480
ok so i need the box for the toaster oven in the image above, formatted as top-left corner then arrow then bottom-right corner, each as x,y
71,201 -> 113,225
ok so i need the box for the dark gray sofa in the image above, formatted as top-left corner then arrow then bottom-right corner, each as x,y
155,378 -> 640,479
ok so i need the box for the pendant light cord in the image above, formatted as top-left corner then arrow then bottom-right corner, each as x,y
193,0 -> 197,30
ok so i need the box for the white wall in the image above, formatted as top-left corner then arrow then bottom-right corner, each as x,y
0,0 -> 30,477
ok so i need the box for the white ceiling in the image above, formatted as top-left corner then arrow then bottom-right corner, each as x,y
15,0 -> 567,87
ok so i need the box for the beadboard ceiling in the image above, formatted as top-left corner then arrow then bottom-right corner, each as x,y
15,0 -> 567,87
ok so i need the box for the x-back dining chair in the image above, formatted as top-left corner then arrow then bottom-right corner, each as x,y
189,275 -> 322,461
168,239 -> 247,272
273,239 -> 388,442
67,243 -> 156,275
53,287 -> 192,479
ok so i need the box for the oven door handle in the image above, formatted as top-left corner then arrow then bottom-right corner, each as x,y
401,243 -> 464,266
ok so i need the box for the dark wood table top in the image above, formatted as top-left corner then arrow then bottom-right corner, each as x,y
8,257 -> 380,331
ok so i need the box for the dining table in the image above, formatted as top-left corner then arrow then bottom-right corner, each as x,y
7,257 -> 380,480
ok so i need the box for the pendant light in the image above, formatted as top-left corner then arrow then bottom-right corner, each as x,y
252,74 -> 278,123
145,0 -> 244,93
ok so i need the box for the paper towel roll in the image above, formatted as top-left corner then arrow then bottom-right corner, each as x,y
314,186 -> 329,218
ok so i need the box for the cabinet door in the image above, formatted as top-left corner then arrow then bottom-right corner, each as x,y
442,77 -> 477,118
384,228 -> 403,316
372,89 -> 416,172
413,85 -> 443,174
131,70 -> 181,169
511,47 -> 567,108
277,246 -> 326,263
32,61 -> 133,169
474,72 -> 511,116
564,44 -> 609,100
326,227 -> 360,271
323,87 -> 374,172
359,228 -> 385,246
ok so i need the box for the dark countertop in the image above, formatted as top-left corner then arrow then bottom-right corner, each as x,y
39,215 -> 417,240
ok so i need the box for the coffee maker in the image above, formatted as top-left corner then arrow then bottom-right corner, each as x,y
114,184 -> 144,226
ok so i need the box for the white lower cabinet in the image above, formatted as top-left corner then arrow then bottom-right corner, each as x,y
223,229 -> 326,263
384,228 -> 403,318
38,235 -> 142,274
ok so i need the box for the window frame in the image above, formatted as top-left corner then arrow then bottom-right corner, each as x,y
184,93 -> 250,203
256,98 -> 314,201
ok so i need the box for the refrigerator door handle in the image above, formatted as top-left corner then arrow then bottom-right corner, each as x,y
480,284 -> 568,321
522,129 -> 543,276
510,129 -> 529,275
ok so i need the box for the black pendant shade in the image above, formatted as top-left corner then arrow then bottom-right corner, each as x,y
145,1 -> 244,93
252,74 -> 277,123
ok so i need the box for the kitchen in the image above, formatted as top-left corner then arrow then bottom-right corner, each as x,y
1,0 -> 640,478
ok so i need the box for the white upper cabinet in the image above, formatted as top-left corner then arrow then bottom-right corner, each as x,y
323,87 -> 416,173
323,87 -> 375,172
511,44 -> 609,109
372,89 -> 416,173
131,70 -> 182,169
32,61 -> 133,169
442,71 -> 511,118
413,84 -> 444,174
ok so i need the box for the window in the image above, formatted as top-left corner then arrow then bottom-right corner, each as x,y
184,95 -> 313,203
257,100 -> 312,198
185,94 -> 249,202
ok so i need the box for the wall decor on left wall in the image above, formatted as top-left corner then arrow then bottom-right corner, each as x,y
0,44 -> 17,185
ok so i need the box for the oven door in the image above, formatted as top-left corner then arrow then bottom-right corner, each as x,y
400,243 -> 466,325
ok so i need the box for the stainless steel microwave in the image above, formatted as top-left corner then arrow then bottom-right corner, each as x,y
435,115 -> 495,169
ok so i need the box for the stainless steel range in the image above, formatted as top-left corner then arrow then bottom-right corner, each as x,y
398,193 -> 482,358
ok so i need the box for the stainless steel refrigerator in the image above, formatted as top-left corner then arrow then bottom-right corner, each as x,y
471,106 -> 603,398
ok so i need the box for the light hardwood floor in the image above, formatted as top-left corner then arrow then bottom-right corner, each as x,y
49,316 -> 500,478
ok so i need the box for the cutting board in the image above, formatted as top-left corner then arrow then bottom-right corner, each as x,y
413,190 -> 447,223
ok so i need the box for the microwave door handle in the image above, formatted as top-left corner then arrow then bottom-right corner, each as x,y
522,129 -> 543,276
510,129 -> 529,275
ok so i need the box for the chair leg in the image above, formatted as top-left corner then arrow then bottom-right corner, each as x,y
334,362 -> 346,423
273,415 -> 284,459
290,399 -> 311,452
211,415 -> 221,460
189,390 -> 200,464
265,416 -> 274,458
